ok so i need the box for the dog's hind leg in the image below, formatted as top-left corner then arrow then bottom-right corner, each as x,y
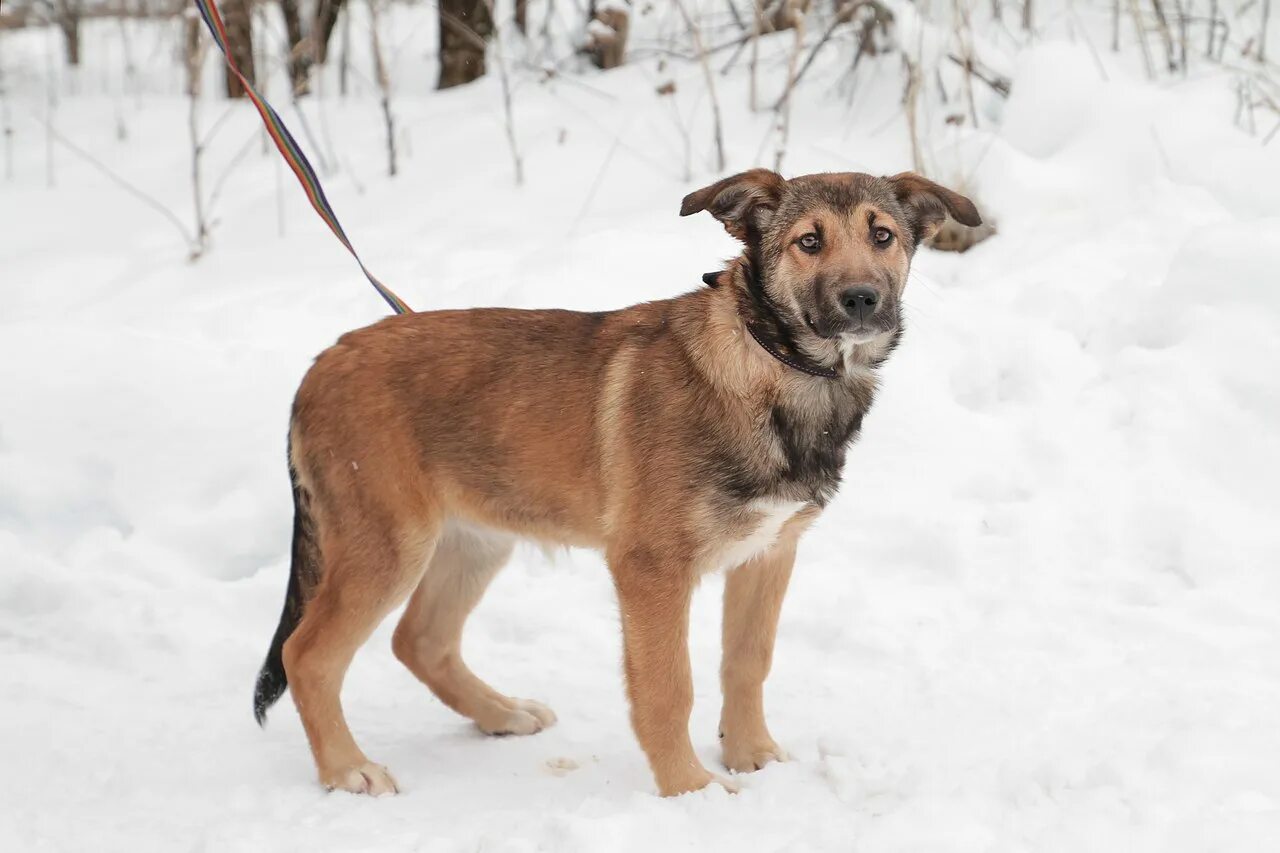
282,522 -> 437,796
392,522 -> 556,736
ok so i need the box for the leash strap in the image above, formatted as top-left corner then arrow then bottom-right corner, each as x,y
193,0 -> 412,315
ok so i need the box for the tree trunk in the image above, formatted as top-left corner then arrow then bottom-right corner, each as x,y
438,0 -> 493,89
313,0 -> 346,64
56,0 -> 83,66
60,18 -> 81,66
515,0 -> 529,35
221,0 -> 256,97
280,0 -> 311,94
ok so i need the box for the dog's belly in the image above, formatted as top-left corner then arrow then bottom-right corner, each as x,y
700,498 -> 807,573
446,494 -> 808,574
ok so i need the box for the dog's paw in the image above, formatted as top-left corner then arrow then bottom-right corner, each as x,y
479,698 -> 557,736
659,768 -> 741,797
710,773 -> 741,794
722,736 -> 788,774
322,762 -> 399,796
514,698 -> 557,727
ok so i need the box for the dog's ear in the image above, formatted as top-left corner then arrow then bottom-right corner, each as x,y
885,173 -> 982,244
680,169 -> 787,242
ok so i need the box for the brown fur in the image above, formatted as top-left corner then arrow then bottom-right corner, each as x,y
254,169 -> 980,797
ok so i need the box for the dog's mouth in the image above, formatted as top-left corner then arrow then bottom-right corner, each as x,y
804,310 -> 895,342
805,311 -> 845,339
842,326 -> 886,344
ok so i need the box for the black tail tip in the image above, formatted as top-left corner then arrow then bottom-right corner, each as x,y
253,658 -> 287,727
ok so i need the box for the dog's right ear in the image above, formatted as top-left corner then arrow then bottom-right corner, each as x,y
679,169 -> 786,242
885,172 -> 983,245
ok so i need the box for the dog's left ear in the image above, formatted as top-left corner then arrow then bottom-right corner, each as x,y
680,169 -> 787,243
885,173 -> 982,244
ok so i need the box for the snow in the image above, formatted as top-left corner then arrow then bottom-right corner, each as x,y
3,5 -> 1280,851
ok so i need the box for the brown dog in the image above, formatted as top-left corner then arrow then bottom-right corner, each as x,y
252,169 -> 981,797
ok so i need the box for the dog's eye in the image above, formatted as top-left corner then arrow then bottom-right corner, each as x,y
873,227 -> 894,245
797,233 -> 822,254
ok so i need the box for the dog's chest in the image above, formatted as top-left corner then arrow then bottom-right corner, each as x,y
701,497 -> 808,573
733,398 -> 867,507
707,398 -> 866,507
769,404 -> 863,504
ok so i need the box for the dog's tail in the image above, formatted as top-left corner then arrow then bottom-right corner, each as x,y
253,438 -> 323,726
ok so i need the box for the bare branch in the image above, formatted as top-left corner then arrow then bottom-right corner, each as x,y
777,0 -> 894,110
31,110 -> 197,252
946,53 -> 1011,97
482,0 -> 524,185
774,1 -> 805,171
673,0 -> 727,172
367,0 -> 399,177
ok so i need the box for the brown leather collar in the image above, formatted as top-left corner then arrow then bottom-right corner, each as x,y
701,269 -> 839,380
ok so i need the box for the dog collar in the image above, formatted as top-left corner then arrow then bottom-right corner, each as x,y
701,270 -> 839,380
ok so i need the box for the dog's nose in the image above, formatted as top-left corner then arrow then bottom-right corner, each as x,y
840,287 -> 879,318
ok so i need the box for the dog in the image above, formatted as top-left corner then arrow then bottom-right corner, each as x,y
252,168 -> 981,797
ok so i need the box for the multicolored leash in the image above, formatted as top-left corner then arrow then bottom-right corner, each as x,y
192,0 -> 412,315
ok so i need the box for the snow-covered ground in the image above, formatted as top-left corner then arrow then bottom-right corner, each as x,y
3,5 -> 1280,851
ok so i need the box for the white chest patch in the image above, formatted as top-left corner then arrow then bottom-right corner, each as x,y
703,499 -> 807,573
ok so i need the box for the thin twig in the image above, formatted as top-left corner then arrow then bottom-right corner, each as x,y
776,0 -> 887,109
1128,0 -> 1156,79
1067,2 -> 1110,80
31,110 -> 197,250
483,0 -> 525,185
725,0 -> 747,31
570,118 -> 629,234
367,0 -> 399,177
774,2 -> 805,171
1261,0 -> 1272,63
956,0 -> 979,128
185,11 -> 209,259
340,2 -> 352,96
188,84 -> 208,258
945,53 -> 1012,95
668,92 -> 694,182
289,98 -> 333,176
903,32 -> 924,173
44,23 -> 56,188
1208,0 -> 1219,57
0,32 -> 13,181
673,0 -> 727,172
1150,0 -> 1177,71
199,104 -> 237,149
719,30 -> 751,74
205,127 -> 261,215
749,0 -> 762,110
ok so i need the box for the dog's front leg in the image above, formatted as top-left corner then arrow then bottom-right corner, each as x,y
718,539 -> 797,773
609,547 -> 728,796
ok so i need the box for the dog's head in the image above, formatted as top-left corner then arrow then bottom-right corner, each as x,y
681,169 -> 980,347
